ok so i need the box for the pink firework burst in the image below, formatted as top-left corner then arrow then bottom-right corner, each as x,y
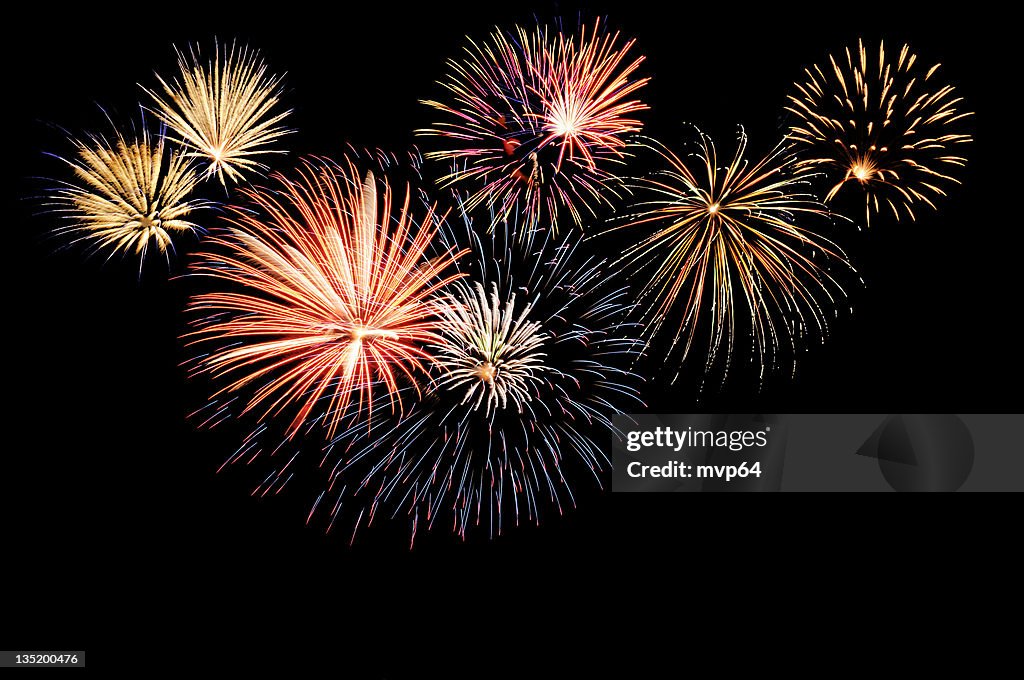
419,20 -> 649,232
535,22 -> 648,173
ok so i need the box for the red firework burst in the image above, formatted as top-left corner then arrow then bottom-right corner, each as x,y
419,19 -> 648,231
186,156 -> 466,439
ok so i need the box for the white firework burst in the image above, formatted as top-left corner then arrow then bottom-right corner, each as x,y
435,281 -> 549,416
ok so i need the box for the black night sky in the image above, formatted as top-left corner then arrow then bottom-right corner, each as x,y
4,1 -> 1016,673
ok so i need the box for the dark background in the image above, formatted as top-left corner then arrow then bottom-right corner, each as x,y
4,1 -> 1016,673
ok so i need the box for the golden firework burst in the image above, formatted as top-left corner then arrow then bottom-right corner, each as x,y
51,118 -> 206,266
786,39 -> 972,224
145,40 -> 292,185
614,129 -> 852,382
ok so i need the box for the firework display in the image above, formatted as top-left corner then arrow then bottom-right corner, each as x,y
145,41 -> 292,186
419,20 -> 648,231
613,129 -> 852,382
49,116 -> 207,267
38,21 -> 979,543
186,156 -> 465,440
786,39 -> 972,224
325,215 -> 643,542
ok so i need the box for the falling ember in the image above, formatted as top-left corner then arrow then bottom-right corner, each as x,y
786,39 -> 972,225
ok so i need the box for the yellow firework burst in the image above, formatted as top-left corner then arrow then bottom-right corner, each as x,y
614,129 -> 851,382
50,119 -> 206,266
145,41 -> 292,185
786,39 -> 972,224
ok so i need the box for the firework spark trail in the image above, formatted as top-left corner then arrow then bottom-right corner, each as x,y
786,39 -> 972,224
145,40 -> 292,186
186,156 -> 466,441
419,20 -> 648,233
49,115 -> 207,268
612,129 -> 852,384
321,209 -> 644,543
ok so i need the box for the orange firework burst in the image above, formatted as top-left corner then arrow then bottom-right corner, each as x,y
419,20 -> 648,232
613,129 -> 852,383
786,39 -> 972,225
187,156 -> 466,439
